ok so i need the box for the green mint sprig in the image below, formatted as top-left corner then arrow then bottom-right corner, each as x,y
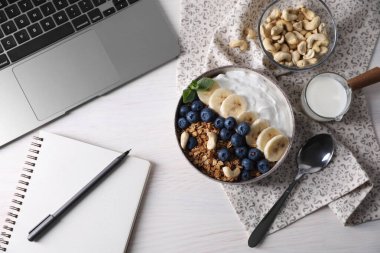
182,77 -> 215,103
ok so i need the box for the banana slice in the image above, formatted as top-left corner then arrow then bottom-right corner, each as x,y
237,111 -> 258,124
264,135 -> 290,162
197,82 -> 220,105
220,94 -> 248,118
246,119 -> 270,147
256,127 -> 282,152
209,88 -> 233,114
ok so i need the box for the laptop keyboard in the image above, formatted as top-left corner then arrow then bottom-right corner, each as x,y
0,0 -> 139,69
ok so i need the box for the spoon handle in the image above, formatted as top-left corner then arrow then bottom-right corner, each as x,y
248,180 -> 299,248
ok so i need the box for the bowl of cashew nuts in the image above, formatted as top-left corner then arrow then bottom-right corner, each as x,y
258,0 -> 337,70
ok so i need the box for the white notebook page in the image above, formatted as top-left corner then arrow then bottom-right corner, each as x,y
6,131 -> 150,253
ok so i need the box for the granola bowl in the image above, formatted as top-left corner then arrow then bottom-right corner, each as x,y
175,66 -> 295,184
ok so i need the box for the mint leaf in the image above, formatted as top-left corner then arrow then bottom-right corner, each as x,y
182,78 -> 214,103
189,81 -> 199,90
182,88 -> 196,103
197,78 -> 215,91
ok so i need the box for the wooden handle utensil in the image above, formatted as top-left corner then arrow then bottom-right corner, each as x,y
347,67 -> 380,90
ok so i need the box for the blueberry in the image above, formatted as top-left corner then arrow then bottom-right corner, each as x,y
241,170 -> 252,181
200,108 -> 216,122
235,146 -> 248,159
217,148 -> 230,162
236,122 -> 251,136
214,117 -> 225,129
224,117 -> 237,130
178,117 -> 189,129
220,128 -> 233,141
187,136 -> 198,150
191,100 -> 204,112
257,159 -> 270,174
231,133 -> 245,147
179,105 -> 191,117
186,111 -> 199,123
248,148 -> 263,161
241,158 -> 254,171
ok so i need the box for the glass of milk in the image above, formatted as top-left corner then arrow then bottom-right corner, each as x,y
301,73 -> 352,122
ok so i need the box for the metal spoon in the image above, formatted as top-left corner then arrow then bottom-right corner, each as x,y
248,133 -> 334,247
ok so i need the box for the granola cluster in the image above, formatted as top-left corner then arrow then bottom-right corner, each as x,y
184,122 -> 259,182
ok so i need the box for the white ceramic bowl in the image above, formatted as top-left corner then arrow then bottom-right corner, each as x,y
175,66 -> 295,184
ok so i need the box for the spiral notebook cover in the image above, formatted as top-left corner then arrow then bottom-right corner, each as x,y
0,131 -> 151,253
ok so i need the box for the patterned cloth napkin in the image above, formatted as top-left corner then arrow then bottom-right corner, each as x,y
176,0 -> 380,234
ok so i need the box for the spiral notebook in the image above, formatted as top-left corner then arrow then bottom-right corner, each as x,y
0,131 -> 151,252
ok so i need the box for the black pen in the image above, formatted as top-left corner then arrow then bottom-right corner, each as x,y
27,149 -> 131,241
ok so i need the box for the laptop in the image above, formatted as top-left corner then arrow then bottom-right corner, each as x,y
0,0 -> 179,146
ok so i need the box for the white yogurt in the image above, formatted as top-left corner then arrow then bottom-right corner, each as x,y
213,70 -> 293,137
305,75 -> 349,118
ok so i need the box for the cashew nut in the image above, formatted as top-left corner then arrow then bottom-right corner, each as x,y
297,12 -> 305,21
293,21 -> 303,31
263,38 -> 277,53
297,41 -> 307,55
291,50 -> 301,64
260,24 -> 271,38
307,58 -> 318,65
276,20 -> 293,32
229,39 -> 249,51
180,132 -> 189,149
296,59 -> 307,68
206,132 -> 217,150
318,22 -> 327,35
269,8 -> 281,20
273,51 -> 291,62
271,25 -> 283,36
272,35 -> 281,41
312,41 -> 322,53
306,33 -> 329,48
300,30 -> 307,35
280,43 -> 290,52
284,61 -> 294,67
274,43 -> 281,51
293,30 -> 305,41
222,166 -> 241,179
300,7 -> 316,20
303,16 -> 321,31
245,28 -> 256,40
305,32 -> 312,39
296,58 -> 318,68
277,35 -> 285,44
289,43 -> 297,50
264,22 -> 274,31
319,46 -> 328,55
285,32 -> 298,45
282,9 -> 298,21
303,49 -> 315,59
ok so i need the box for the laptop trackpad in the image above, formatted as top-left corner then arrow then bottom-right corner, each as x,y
13,30 -> 120,121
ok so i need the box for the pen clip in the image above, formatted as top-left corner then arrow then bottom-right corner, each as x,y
28,214 -> 53,234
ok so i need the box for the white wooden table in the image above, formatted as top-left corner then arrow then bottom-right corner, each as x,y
1,1 -> 380,252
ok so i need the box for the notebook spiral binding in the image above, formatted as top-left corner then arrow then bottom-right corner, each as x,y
0,136 -> 43,252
